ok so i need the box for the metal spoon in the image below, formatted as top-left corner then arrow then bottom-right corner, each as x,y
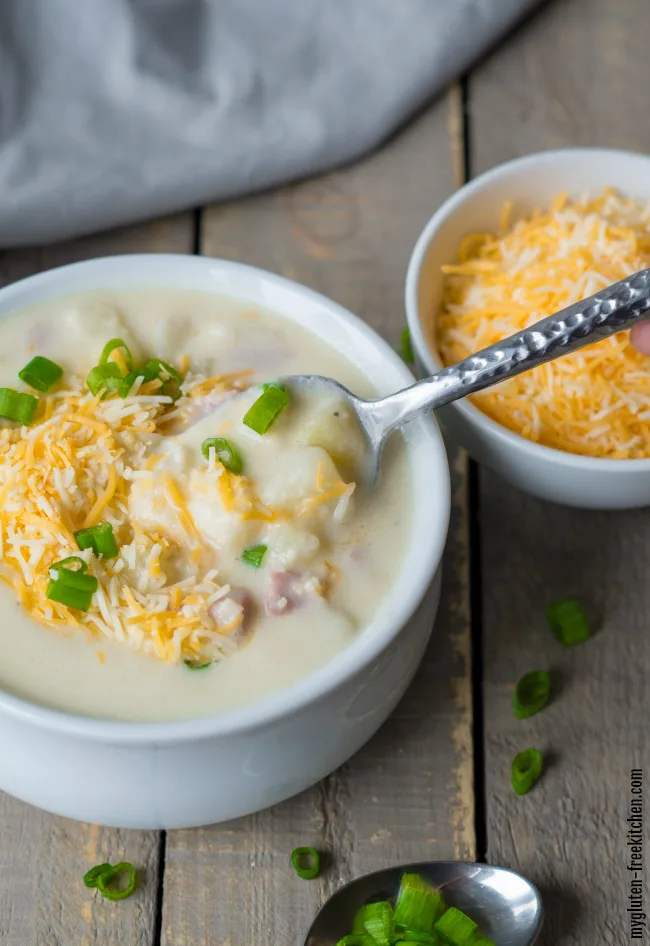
284,267 -> 650,485
303,861 -> 543,946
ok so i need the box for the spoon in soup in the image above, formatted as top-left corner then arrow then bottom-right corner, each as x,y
302,860 -> 543,946
282,267 -> 650,485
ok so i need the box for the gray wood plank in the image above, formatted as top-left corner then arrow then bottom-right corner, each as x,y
469,1 -> 650,943
161,94 -> 475,946
0,213 -> 194,946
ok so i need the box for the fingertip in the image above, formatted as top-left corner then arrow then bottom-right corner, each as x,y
630,322 -> 650,355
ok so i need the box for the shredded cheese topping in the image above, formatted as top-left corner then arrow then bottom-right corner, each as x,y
0,363 -> 356,665
437,189 -> 650,458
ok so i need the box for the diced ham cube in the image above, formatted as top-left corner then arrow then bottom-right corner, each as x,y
264,571 -> 322,616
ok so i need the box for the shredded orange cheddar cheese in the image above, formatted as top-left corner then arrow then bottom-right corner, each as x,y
437,188 -> 650,459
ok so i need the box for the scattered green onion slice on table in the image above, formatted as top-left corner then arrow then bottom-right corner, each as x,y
95,862 -> 137,901
291,846 -> 320,880
362,901 -> 395,946
75,522 -> 119,559
0,388 -> 38,425
546,597 -> 591,646
201,437 -> 243,473
393,873 -> 444,931
83,863 -> 113,888
99,338 -> 133,373
513,669 -> 550,719
86,363 -> 124,397
241,544 -> 267,568
183,658 -> 213,670
433,905 -> 478,943
243,384 -> 290,434
49,556 -> 88,576
400,326 -> 414,363
18,356 -> 63,392
511,747 -> 544,796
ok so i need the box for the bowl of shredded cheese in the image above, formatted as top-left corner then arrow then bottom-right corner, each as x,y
406,148 -> 650,509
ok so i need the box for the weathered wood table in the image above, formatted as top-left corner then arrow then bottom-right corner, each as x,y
1,1 -> 647,943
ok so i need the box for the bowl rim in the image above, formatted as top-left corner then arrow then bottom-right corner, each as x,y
0,254 -> 451,742
405,146 -> 650,472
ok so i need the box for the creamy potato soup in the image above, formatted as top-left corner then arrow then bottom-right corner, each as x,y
0,290 -> 410,721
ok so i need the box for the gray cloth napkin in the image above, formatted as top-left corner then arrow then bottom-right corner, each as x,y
0,0 -> 541,248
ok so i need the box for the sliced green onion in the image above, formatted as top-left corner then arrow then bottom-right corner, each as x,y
49,556 -> 88,577
99,338 -> 133,373
400,327 -> 414,363
137,358 -> 183,401
243,385 -> 290,434
74,522 -> 119,559
95,862 -> 137,901
470,937 -> 495,946
86,363 -> 123,397
83,863 -> 112,888
433,906 -> 477,944
513,670 -> 550,720
0,388 -> 38,425
546,597 -> 591,646
291,846 -> 320,880
47,567 -> 98,612
241,544 -> 267,568
260,381 -> 285,392
18,356 -> 63,392
46,580 -> 94,611
335,937 -> 373,946
183,658 -> 213,670
400,933 -> 438,944
201,437 -> 243,473
352,907 -> 369,934
362,901 -> 394,946
511,747 -> 544,796
393,873 -> 444,932
118,369 -> 143,397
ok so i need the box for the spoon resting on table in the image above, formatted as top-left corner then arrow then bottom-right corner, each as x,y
283,267 -> 650,486
302,860 -> 543,946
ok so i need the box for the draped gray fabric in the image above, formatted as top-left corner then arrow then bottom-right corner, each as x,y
0,0 -> 541,247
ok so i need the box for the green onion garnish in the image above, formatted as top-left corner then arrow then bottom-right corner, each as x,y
362,901 -> 394,946
335,938 -> 373,946
74,522 -> 119,559
241,544 -> 267,568
470,937 -> 496,946
201,437 -> 243,473
86,363 -> 124,397
393,873 -> 444,932
183,658 -> 213,670
95,862 -> 137,901
400,934 -> 438,944
0,388 -> 38,425
99,338 -> 133,373
18,356 -> 63,392
137,358 -> 183,401
400,327 -> 414,363
433,906 -> 478,944
290,846 -> 320,880
83,863 -> 112,888
546,597 -> 591,646
47,565 -> 98,612
511,747 -> 544,796
513,670 -> 550,720
49,556 -> 88,576
243,384 -> 290,434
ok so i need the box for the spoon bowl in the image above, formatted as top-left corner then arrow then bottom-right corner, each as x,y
303,861 -> 543,946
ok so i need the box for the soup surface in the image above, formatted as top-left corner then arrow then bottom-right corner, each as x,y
0,289 -> 410,721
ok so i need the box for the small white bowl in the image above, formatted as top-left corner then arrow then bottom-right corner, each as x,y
406,148 -> 650,510
0,255 -> 450,828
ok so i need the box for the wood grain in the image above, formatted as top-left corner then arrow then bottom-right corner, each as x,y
0,213 -> 193,946
161,94 -> 475,946
469,0 -> 650,942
